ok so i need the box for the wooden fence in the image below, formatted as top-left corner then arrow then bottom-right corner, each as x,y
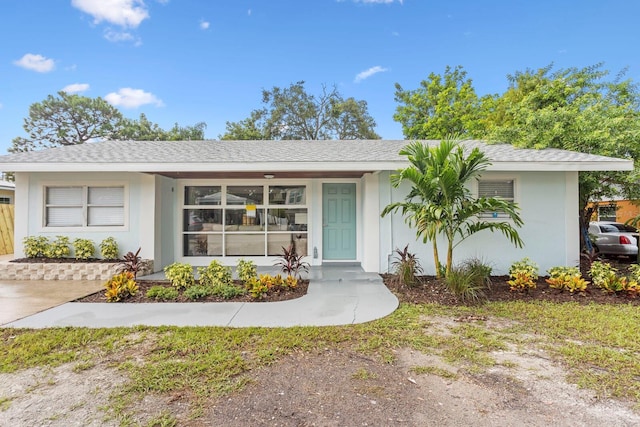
0,204 -> 14,255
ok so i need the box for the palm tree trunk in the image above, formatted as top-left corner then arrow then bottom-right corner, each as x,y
432,241 -> 441,279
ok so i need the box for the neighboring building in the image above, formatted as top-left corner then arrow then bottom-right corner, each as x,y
0,179 -> 15,205
590,199 -> 640,225
0,140 -> 632,275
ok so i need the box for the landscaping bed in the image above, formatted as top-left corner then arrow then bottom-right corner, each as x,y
75,279 -> 309,303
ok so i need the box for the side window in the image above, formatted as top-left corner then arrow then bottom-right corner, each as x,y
477,179 -> 515,219
44,185 -> 125,228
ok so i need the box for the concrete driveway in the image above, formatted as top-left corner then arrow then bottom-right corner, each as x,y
0,280 -> 103,325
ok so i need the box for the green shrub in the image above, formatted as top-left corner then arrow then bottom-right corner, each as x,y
546,266 -> 588,293
507,257 -> 538,292
45,235 -> 71,258
23,236 -> 50,258
444,264 -> 488,304
99,237 -> 119,260
391,244 -> 423,287
236,258 -> 257,283
589,261 -> 640,297
460,257 -> 493,289
211,283 -> 247,299
197,260 -> 233,288
589,261 -> 621,292
73,238 -> 96,260
146,286 -> 179,301
183,285 -> 213,301
164,262 -> 195,289
104,271 -> 138,302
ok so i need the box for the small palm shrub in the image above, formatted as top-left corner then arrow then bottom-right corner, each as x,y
73,238 -> 95,260
390,244 -> 423,287
146,286 -> 179,301
164,262 -> 195,289
198,260 -> 233,287
237,258 -> 257,282
546,266 -> 589,293
100,237 -> 119,260
104,271 -> 138,302
508,257 -> 538,293
45,235 -> 71,258
23,236 -> 50,258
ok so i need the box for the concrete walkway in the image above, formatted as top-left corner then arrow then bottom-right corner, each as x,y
2,265 -> 399,329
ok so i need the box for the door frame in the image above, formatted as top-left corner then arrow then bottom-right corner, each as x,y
317,179 -> 361,263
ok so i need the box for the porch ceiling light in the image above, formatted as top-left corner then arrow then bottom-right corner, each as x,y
263,174 -> 275,179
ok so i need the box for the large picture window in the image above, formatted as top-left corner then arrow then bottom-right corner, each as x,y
45,185 -> 125,227
182,184 -> 308,257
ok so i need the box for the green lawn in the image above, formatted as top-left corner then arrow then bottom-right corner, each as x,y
1,301 -> 639,424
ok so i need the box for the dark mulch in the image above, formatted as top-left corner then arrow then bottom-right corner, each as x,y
383,274 -> 639,306
75,279 -> 309,303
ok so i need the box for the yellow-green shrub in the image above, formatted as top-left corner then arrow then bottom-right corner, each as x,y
104,271 -> 138,302
164,262 -> 195,289
546,266 -> 589,293
508,257 -> 538,292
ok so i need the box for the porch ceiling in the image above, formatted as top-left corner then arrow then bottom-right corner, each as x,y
148,171 -> 373,179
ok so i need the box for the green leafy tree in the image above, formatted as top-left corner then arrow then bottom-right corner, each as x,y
393,66 -> 482,139
10,91 -> 124,153
481,63 -> 640,230
117,114 -> 206,141
381,138 -> 524,278
220,81 -> 380,140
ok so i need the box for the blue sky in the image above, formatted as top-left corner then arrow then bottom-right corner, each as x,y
1,0 -> 639,154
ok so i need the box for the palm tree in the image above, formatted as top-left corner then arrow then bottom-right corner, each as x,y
382,138 -> 524,277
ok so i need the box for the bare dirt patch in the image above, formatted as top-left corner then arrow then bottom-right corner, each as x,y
3,318 -> 640,426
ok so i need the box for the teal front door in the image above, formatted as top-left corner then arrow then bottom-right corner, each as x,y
322,183 -> 356,260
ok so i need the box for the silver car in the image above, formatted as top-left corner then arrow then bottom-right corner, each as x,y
588,221 -> 639,257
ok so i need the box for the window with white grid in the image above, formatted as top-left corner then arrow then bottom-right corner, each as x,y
45,185 -> 125,227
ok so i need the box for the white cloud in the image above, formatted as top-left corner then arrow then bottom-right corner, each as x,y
354,65 -> 388,83
200,20 -> 210,30
105,88 -> 164,108
62,83 -> 90,94
104,28 -> 135,42
13,53 -> 55,73
71,0 -> 149,28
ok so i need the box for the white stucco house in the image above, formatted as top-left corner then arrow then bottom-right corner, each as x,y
0,139 -> 632,275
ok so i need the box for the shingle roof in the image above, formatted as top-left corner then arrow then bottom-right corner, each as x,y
0,139 -> 632,172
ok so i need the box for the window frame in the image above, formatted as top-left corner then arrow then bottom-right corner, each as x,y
476,177 -> 517,220
179,181 -> 310,258
41,182 -> 128,231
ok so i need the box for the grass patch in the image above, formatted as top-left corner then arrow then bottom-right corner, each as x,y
2,300 -> 640,421
411,365 -> 458,379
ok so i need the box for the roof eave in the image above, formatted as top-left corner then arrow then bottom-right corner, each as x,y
0,159 -> 633,173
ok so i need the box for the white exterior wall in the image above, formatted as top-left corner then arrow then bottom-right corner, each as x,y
17,172 -> 157,263
376,170 -> 580,275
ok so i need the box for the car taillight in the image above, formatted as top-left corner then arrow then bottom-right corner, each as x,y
620,236 -> 632,245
